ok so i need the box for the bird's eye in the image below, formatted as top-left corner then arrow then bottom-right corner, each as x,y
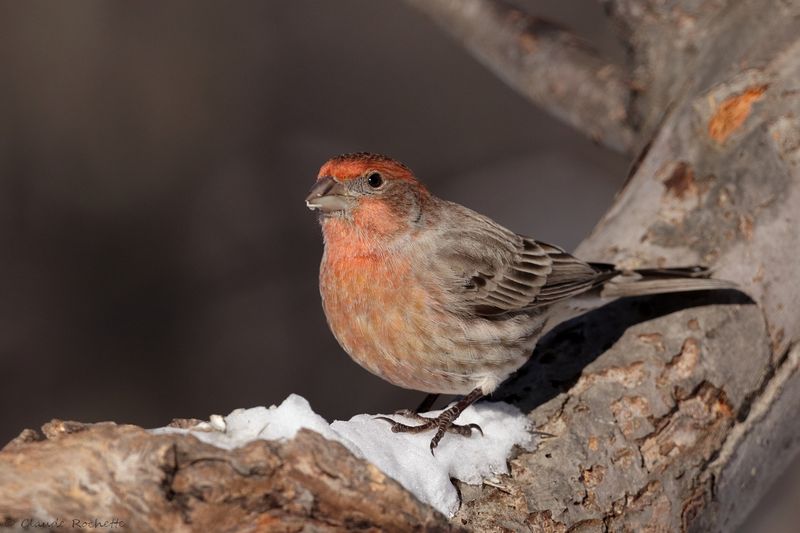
366,172 -> 383,189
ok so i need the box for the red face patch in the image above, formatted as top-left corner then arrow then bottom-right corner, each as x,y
317,152 -> 417,183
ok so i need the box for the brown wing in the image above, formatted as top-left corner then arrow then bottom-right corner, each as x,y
429,202 -> 618,317
529,241 -> 619,305
469,239 -> 617,316
437,228 -> 617,318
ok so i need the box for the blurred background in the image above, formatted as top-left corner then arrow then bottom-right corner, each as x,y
0,1 -> 792,530
0,0 -> 625,438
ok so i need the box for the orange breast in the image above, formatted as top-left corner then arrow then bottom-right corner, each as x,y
319,245 -> 447,392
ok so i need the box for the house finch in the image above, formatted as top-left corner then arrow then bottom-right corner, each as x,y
306,152 -> 731,453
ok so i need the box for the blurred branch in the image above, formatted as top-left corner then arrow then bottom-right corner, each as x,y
406,0 -> 635,153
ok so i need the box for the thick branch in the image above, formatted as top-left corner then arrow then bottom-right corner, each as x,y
456,2 -> 800,529
406,0 -> 636,153
696,344 -> 800,531
2,2 -> 799,531
0,422 -> 456,532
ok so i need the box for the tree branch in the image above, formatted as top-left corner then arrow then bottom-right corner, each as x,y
0,422 -> 457,532
2,1 -> 798,530
406,0 -> 636,153
455,2 -> 800,527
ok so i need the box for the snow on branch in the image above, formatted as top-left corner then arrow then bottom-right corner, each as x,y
0,397 -> 533,530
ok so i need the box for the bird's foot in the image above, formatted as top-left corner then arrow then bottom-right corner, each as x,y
374,389 -> 484,455
376,410 -> 483,437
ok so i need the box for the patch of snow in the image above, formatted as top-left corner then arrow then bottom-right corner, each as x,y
151,394 -> 535,517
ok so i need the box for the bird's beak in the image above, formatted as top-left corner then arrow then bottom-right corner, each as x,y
305,176 -> 350,213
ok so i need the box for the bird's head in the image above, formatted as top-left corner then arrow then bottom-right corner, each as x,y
306,153 -> 430,240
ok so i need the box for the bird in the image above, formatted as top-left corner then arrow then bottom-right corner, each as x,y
305,152 -> 732,454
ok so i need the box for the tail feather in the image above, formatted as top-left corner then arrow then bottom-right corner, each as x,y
624,266 -> 712,278
599,265 -> 736,299
537,264 -> 736,340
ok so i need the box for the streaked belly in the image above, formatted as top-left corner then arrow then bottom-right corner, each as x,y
319,254 -> 542,394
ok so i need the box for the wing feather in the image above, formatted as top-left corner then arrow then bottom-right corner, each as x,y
429,203 -> 619,317
442,241 -> 613,317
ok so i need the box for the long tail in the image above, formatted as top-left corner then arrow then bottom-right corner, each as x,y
595,264 -> 736,299
536,264 -> 736,340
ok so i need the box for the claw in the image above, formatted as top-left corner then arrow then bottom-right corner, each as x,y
374,416 -> 404,433
468,423 -> 484,436
374,388 -> 486,452
375,415 -> 434,434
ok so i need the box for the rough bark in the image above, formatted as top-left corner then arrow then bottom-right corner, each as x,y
2,0 -> 799,531
412,0 -> 800,530
0,422 -> 456,532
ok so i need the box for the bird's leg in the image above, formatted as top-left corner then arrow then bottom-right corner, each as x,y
415,393 -> 440,413
375,388 -> 484,455
383,393 -> 440,422
390,393 -> 440,421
